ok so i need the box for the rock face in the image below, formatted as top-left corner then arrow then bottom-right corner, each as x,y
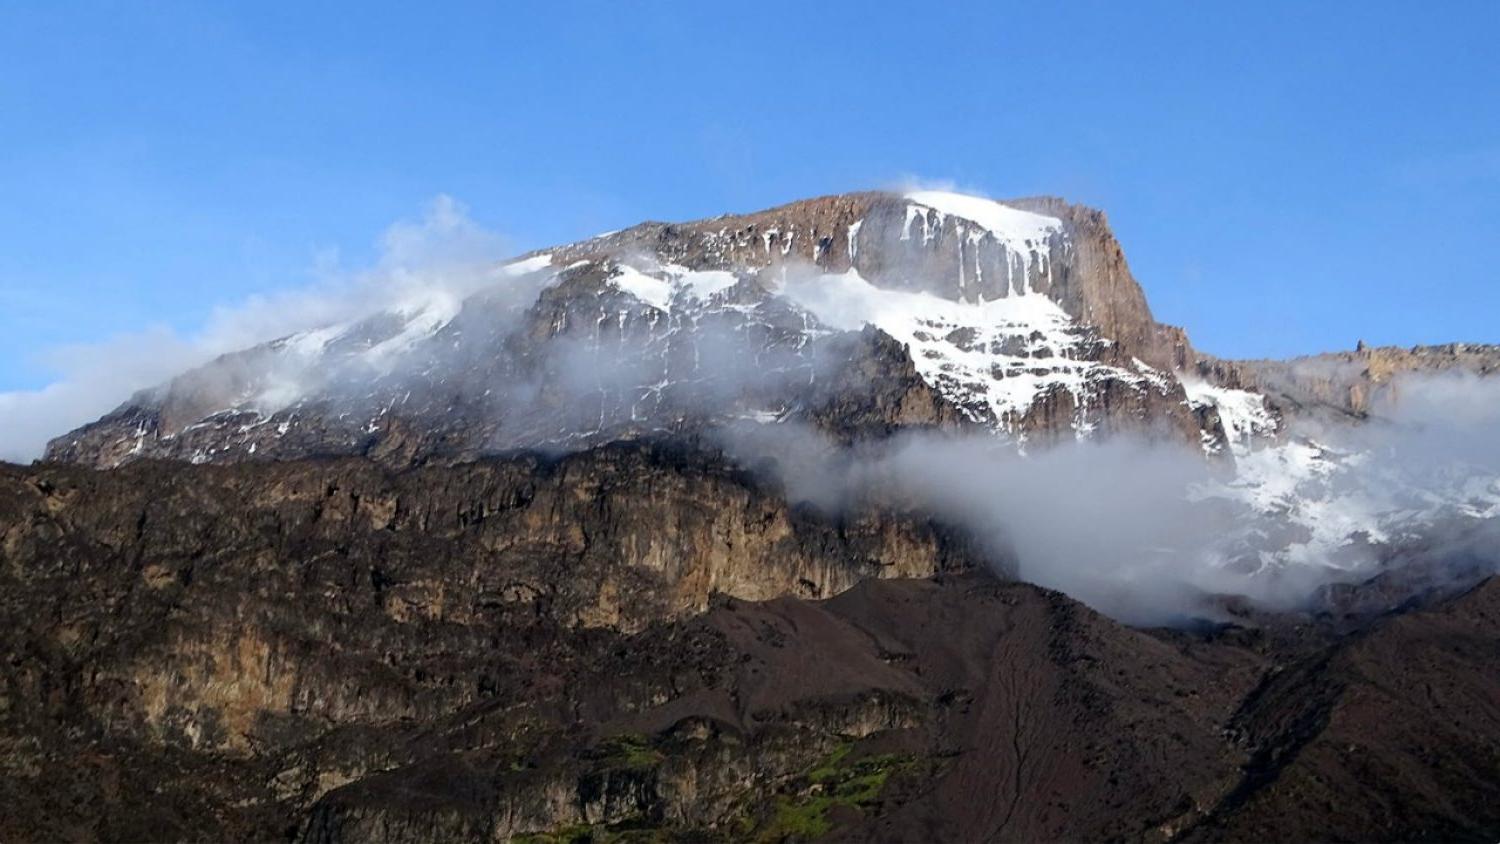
1181,577 -> 1500,842
552,193 -> 1189,370
4,453 -> 1500,841
1,444 -> 980,634
46,190 -> 1219,469
0,448 -> 977,839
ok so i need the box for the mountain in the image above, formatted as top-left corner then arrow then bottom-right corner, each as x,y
44,191 -> 1220,467
40,189 -> 1500,601
7,189 -> 1500,841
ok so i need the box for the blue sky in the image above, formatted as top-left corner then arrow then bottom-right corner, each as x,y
1,1 -> 1497,394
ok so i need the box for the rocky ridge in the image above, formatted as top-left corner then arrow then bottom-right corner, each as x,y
1200,342 -> 1500,421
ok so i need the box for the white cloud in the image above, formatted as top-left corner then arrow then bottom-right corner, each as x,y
0,195 -> 511,462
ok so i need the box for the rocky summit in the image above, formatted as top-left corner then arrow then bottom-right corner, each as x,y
6,190 -> 1500,842
44,191 -> 1211,467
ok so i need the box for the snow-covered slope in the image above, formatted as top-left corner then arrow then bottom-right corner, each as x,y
43,191 -> 1237,463
904,189 -> 1064,285
1181,377 -> 1278,455
783,268 -> 1173,438
1189,397 -> 1500,577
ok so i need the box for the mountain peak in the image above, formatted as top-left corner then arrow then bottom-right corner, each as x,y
47,188 -> 1229,470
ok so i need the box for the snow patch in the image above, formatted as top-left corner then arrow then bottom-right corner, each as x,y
904,190 -> 1063,254
282,324 -> 343,357
610,266 -> 676,311
676,268 -> 738,300
497,253 -> 554,277
784,269 -> 1163,434
607,263 -> 741,313
1181,378 -> 1278,455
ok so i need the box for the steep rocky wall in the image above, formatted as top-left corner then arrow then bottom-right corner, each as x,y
7,444 -> 982,636
558,191 -> 1194,372
1,444 -> 989,837
1010,197 -> 1195,372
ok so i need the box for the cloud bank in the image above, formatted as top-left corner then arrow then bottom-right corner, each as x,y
715,370 -> 1500,625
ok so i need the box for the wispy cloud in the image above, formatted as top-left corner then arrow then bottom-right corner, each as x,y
0,195 -> 511,462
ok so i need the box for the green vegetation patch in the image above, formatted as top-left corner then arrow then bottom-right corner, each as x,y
513,823 -> 596,844
512,819 -> 670,843
592,732 -> 665,771
752,743 -> 917,842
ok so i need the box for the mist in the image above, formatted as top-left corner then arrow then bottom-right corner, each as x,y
0,195 -> 510,462
714,369 -> 1500,625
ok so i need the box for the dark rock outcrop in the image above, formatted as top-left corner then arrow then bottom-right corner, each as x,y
4,452 -> 1500,841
